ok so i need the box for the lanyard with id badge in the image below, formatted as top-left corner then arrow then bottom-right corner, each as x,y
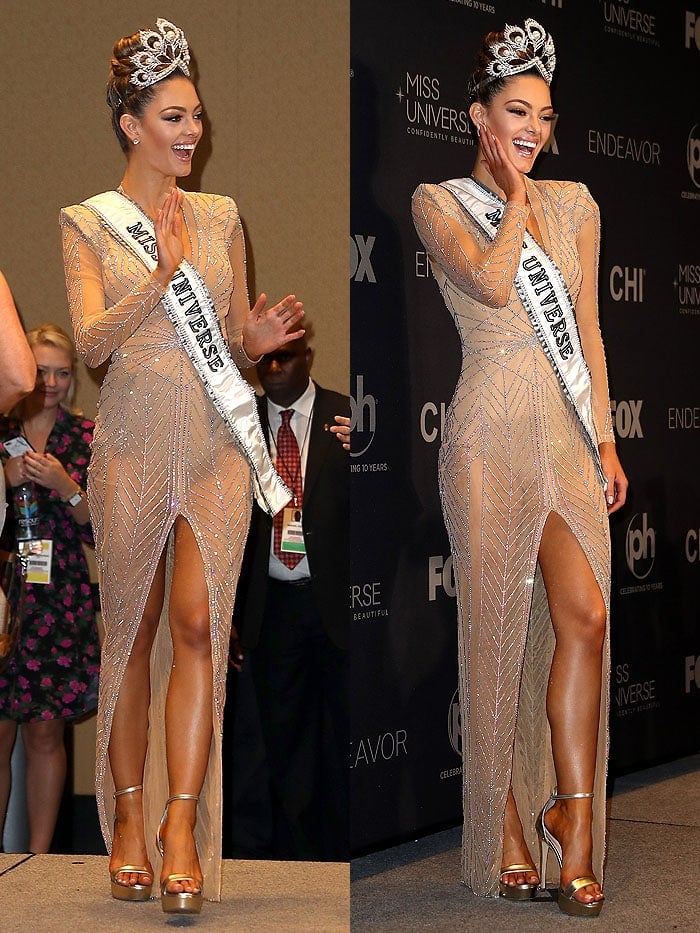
272,408 -> 312,563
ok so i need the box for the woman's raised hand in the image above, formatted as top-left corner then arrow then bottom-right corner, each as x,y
478,123 -> 527,204
242,293 -> 305,359
153,188 -> 185,286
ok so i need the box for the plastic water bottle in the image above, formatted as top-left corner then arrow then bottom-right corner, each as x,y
13,482 -> 39,541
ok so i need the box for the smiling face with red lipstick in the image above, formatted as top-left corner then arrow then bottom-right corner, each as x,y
119,75 -> 203,179
469,73 -> 555,194
472,74 -> 554,171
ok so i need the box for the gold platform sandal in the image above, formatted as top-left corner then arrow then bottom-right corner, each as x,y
156,794 -> 203,915
536,790 -> 604,918
499,864 -> 539,900
110,784 -> 153,901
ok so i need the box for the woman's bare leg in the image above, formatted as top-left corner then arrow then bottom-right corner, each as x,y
108,549 -> 166,888
158,517 -> 213,896
22,719 -> 66,853
538,511 -> 605,905
0,720 -> 18,846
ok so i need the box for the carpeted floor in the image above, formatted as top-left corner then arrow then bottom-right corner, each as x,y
351,754 -> 700,931
0,855 -> 349,932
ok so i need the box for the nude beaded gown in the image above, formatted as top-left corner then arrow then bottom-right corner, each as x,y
412,176 -> 614,897
61,191 -> 255,900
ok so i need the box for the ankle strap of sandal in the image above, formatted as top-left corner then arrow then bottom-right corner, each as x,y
113,784 -> 143,798
553,791 -> 594,800
165,794 -> 199,805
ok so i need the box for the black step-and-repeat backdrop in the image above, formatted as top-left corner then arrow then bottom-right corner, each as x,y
350,0 -> 700,853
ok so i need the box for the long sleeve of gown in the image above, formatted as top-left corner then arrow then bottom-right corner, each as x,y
411,182 -> 530,308
220,199 -> 257,370
60,208 -> 166,368
572,185 -> 615,445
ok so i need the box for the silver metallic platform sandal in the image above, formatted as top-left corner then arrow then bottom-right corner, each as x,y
536,790 -> 604,918
110,784 -> 153,901
156,794 -> 203,914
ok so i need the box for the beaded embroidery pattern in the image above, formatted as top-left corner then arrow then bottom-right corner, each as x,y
412,177 -> 613,896
60,191 -> 253,900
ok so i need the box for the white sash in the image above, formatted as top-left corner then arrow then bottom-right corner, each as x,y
441,177 -> 605,485
84,190 -> 291,515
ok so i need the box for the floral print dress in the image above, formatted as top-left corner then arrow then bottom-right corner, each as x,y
0,406 -> 99,722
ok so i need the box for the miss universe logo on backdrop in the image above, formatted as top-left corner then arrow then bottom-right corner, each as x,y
674,262 -> 700,315
600,1 -> 658,46
397,71 -> 471,148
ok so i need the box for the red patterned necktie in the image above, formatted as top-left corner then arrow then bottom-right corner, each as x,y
273,409 -> 304,568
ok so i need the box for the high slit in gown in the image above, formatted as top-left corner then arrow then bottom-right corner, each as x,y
412,177 -> 614,896
61,191 -> 258,900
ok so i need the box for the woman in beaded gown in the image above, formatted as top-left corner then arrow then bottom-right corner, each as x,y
60,20 -> 302,911
412,20 -> 627,918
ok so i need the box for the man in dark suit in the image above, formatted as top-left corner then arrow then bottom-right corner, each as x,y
231,333 -> 349,861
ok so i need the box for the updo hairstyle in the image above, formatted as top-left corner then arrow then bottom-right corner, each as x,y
106,30 -> 191,152
467,28 -> 551,112
467,30 -> 509,108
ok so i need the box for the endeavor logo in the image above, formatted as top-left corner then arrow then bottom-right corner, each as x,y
351,730 -> 408,768
448,688 -> 462,756
350,375 -> 376,458
625,512 -> 655,580
588,129 -> 660,165
397,71 -> 471,148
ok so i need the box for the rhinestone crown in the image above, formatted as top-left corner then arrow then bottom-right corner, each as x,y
475,18 -> 556,94
128,18 -> 191,89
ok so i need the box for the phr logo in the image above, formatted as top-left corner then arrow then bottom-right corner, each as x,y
625,512 -> 656,580
350,375 -> 377,457
687,124 -> 700,189
447,688 -> 462,756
